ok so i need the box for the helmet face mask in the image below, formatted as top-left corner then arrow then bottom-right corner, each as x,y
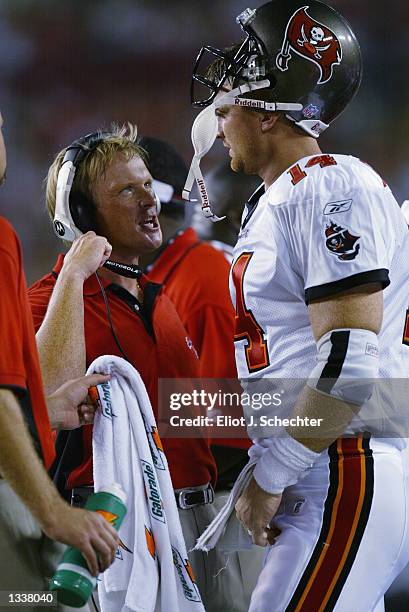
191,0 -> 362,137
191,37 -> 262,107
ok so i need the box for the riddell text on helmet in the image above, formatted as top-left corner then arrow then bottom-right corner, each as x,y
235,98 -> 264,108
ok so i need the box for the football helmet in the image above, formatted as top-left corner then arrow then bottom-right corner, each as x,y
191,0 -> 362,137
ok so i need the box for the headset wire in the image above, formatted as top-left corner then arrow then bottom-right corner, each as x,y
95,270 -> 132,363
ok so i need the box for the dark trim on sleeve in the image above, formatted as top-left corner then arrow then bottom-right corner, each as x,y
316,331 -> 350,395
0,384 -> 27,397
305,269 -> 390,304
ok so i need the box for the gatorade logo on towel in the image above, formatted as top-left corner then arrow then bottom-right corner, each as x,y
141,460 -> 166,523
94,382 -> 117,419
172,547 -> 202,602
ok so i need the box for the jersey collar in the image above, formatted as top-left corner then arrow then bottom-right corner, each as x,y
241,184 -> 266,229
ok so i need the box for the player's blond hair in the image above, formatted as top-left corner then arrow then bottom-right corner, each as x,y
45,123 -> 148,225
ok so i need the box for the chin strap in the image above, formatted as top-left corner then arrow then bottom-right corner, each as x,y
182,104 -> 224,222
184,79 -> 303,221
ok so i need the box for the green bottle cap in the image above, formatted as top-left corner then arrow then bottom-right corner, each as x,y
98,482 -> 127,504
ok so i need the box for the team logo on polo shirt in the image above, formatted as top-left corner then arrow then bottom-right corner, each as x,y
141,460 -> 166,523
185,336 -> 198,358
325,221 -> 360,261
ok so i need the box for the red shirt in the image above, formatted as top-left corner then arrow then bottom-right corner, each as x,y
28,255 -> 216,489
147,228 -> 250,450
0,218 -> 55,468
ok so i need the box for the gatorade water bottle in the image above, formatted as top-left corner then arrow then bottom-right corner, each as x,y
49,483 -> 127,608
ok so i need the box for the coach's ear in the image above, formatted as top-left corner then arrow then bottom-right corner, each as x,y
260,112 -> 280,133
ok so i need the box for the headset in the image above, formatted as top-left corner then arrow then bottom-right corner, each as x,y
53,131 -> 161,279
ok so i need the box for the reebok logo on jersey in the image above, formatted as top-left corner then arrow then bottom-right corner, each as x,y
325,221 -> 360,261
293,498 -> 306,514
365,343 -> 379,358
323,199 -> 352,215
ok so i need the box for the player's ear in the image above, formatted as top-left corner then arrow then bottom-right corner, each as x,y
260,112 -> 280,133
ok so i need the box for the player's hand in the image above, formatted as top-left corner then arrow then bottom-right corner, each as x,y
42,501 -> 119,576
62,231 -> 112,282
235,476 -> 282,547
46,373 -> 110,430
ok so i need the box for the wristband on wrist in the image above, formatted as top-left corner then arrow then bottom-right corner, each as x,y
252,433 -> 320,495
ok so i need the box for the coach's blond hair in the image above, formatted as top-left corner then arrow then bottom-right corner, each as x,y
45,123 -> 148,227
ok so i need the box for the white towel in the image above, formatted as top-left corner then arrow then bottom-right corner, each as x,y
89,355 -> 205,612
194,459 -> 257,554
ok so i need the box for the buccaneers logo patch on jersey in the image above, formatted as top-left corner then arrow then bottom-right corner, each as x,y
276,6 -> 342,84
325,221 -> 360,261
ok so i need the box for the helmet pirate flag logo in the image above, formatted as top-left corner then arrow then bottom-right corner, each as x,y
276,5 -> 342,84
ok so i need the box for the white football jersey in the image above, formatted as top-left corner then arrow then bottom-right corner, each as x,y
229,154 -> 409,440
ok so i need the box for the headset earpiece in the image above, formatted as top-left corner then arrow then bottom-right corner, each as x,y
54,131 -> 111,241
69,190 -> 97,234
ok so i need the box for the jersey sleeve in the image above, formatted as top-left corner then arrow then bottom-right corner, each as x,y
282,163 -> 394,304
0,246 -> 26,390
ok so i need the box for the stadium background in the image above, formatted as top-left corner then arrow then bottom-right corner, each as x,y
0,1 -> 407,608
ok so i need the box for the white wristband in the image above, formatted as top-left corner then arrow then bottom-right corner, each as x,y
252,434 -> 320,495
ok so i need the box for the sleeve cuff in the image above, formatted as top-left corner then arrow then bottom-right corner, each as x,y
305,268 -> 390,304
253,454 -> 286,495
0,373 -> 27,391
252,435 -> 320,495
